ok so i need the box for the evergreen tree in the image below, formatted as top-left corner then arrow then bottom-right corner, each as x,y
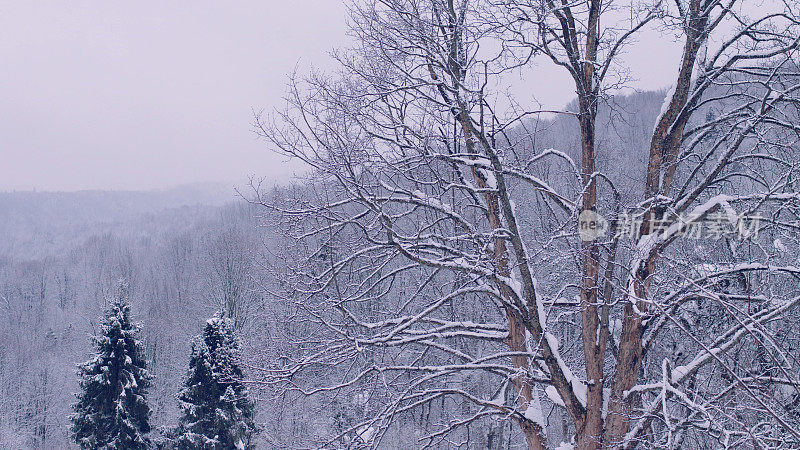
72,288 -> 152,449
176,315 -> 256,449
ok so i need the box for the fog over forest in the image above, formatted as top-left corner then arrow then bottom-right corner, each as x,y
3,1 -> 800,449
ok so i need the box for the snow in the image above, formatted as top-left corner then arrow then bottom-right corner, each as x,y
505,275 -> 523,301
544,332 -> 587,407
523,401 -> 545,427
767,90 -> 782,102
355,391 -> 369,406
540,148 -> 576,169
481,168 -> 498,190
357,425 -> 376,443
545,385 -> 565,407
653,83 -> 677,135
778,382 -> 799,401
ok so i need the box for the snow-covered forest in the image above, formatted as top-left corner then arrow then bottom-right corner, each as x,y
2,0 -> 800,448
0,186 -> 267,447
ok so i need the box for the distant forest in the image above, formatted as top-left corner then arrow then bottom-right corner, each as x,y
2,90 -> 668,448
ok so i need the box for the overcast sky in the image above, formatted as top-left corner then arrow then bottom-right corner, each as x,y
1,1 -> 685,192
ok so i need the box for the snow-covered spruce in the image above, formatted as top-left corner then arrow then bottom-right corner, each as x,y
71,291 -> 152,449
174,315 -> 256,450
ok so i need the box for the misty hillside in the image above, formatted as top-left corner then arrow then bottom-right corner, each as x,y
0,183 -> 239,258
0,183 -> 268,448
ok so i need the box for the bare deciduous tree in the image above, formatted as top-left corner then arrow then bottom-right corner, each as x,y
256,0 -> 800,448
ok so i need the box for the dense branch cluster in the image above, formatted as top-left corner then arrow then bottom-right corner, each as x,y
254,0 -> 800,448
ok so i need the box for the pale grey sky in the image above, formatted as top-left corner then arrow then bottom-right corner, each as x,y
0,1 -> 683,192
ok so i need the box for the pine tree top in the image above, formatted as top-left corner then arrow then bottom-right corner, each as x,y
176,312 -> 257,449
72,289 -> 152,449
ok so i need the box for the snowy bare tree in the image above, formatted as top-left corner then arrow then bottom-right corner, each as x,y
256,0 -> 800,448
